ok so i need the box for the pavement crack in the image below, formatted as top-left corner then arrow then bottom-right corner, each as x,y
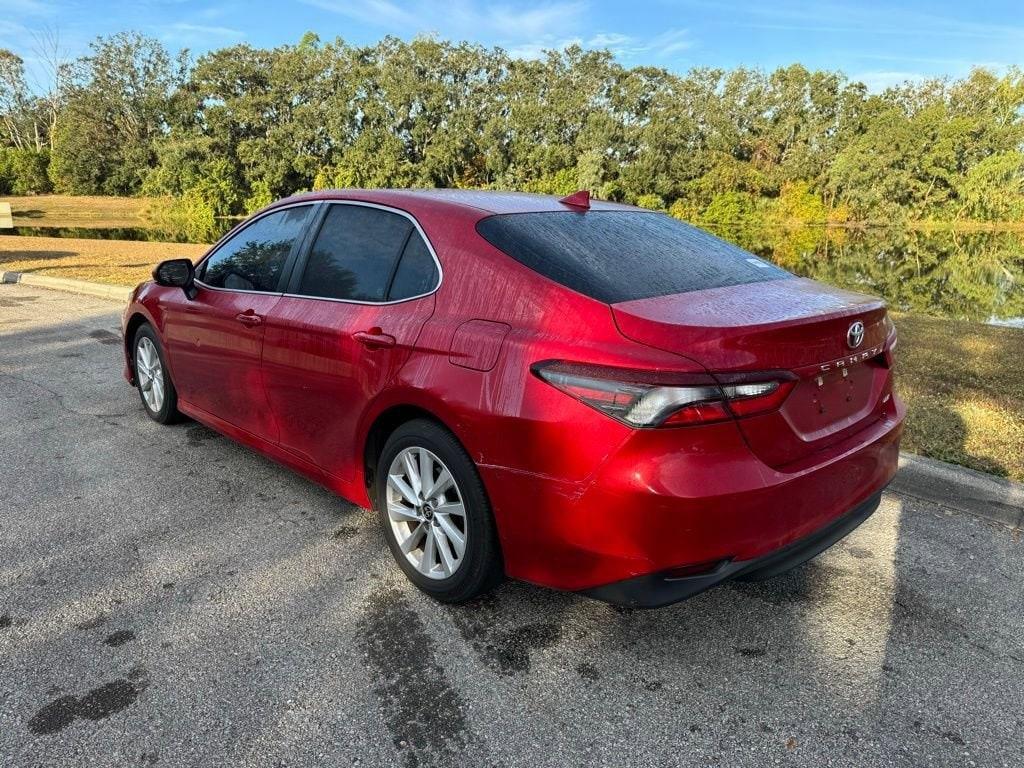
0,371 -> 126,420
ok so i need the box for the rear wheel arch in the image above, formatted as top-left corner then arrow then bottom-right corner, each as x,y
363,404 -> 462,505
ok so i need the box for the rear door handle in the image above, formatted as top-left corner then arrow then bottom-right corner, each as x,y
235,310 -> 263,327
353,328 -> 396,349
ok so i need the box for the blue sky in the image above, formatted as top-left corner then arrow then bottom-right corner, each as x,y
2,0 -> 1022,91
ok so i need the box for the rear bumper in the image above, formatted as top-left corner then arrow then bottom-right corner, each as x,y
581,489 -> 883,608
481,396 -> 904,595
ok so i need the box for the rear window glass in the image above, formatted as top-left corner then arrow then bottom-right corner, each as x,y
475,211 -> 791,303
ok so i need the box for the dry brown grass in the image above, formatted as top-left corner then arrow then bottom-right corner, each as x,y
4,195 -> 151,228
0,235 -> 207,286
893,313 -> 1024,482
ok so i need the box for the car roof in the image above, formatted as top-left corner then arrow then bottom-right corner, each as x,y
268,188 -> 639,217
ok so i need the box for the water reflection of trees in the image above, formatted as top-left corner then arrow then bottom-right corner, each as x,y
206,238 -> 292,291
705,224 -> 1024,322
299,247 -> 360,300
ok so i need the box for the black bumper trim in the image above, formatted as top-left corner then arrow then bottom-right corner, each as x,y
581,489 -> 884,609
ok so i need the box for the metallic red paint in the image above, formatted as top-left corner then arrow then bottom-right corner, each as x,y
122,189 -> 904,601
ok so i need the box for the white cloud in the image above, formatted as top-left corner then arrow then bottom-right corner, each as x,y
302,0 -> 585,42
298,0 -> 694,64
586,32 -> 632,48
503,36 -> 582,59
302,0 -> 417,28
647,28 -> 692,57
576,27 -> 693,60
479,3 -> 585,39
689,0 -> 1024,42
170,22 -> 245,38
1,0 -> 57,16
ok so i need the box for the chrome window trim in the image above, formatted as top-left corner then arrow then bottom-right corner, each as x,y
193,201 -> 317,295
283,199 -> 443,306
193,199 -> 443,305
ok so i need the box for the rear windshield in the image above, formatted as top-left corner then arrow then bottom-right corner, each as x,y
476,211 -> 791,303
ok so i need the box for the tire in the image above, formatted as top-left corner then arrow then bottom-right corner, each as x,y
132,323 -> 183,425
375,419 -> 503,603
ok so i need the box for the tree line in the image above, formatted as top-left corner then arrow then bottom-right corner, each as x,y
2,31 -> 1023,239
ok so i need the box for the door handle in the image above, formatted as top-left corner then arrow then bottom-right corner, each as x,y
235,310 -> 263,327
354,328 -> 396,349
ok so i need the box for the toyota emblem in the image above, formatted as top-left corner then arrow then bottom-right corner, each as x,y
847,321 -> 865,349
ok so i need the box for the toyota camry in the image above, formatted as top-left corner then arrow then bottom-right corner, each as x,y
121,189 -> 903,607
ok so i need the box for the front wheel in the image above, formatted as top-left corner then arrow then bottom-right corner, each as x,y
375,419 -> 503,603
133,324 -> 182,424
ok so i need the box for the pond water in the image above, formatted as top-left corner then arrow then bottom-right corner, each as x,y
0,225 -> 221,244
2,221 -> 1021,325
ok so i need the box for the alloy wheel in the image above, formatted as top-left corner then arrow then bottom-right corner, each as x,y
135,336 -> 165,413
386,446 -> 468,579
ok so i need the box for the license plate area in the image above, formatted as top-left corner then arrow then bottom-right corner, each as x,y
783,361 -> 876,438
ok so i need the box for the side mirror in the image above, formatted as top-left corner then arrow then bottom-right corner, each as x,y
153,258 -> 197,299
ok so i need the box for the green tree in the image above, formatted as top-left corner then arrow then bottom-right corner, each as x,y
50,32 -> 185,195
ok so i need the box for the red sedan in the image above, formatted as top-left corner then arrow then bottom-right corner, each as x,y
121,189 -> 903,608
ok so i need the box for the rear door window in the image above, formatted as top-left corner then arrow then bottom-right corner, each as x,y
476,211 -> 791,303
298,204 -> 413,302
200,205 -> 311,292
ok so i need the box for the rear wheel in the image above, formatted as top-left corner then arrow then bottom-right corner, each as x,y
375,419 -> 503,603
133,324 -> 182,424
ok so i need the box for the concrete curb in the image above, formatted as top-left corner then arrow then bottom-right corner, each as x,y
1,270 -> 132,303
892,453 -> 1023,530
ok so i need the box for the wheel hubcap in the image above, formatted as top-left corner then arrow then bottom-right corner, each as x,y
135,337 -> 165,413
386,447 -> 467,580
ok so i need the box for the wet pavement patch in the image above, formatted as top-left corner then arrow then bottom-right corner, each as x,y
733,645 -> 768,658
357,589 -> 474,767
0,295 -> 39,308
103,630 -> 136,647
0,614 -> 12,629
448,593 -> 562,675
76,613 -> 109,631
88,329 -> 121,346
27,668 -> 150,735
186,426 -> 217,446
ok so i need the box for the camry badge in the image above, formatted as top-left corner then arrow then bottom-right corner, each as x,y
847,321 -> 865,349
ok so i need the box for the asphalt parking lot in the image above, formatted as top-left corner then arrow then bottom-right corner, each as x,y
1,282 -> 1022,768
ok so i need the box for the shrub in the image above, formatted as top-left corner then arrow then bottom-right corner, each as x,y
244,179 -> 274,214
634,193 -> 666,211
0,148 -> 53,195
773,181 -> 828,226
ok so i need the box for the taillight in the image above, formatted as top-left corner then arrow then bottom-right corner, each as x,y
532,361 -> 795,428
883,314 -> 897,367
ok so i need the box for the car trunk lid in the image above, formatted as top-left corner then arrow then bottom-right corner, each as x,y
612,278 -> 895,469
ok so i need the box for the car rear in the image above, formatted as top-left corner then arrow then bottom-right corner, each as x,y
475,207 -> 904,606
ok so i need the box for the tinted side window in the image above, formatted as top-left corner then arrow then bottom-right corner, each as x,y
201,206 -> 311,292
388,233 -> 439,300
476,211 -> 792,303
298,205 -> 412,302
